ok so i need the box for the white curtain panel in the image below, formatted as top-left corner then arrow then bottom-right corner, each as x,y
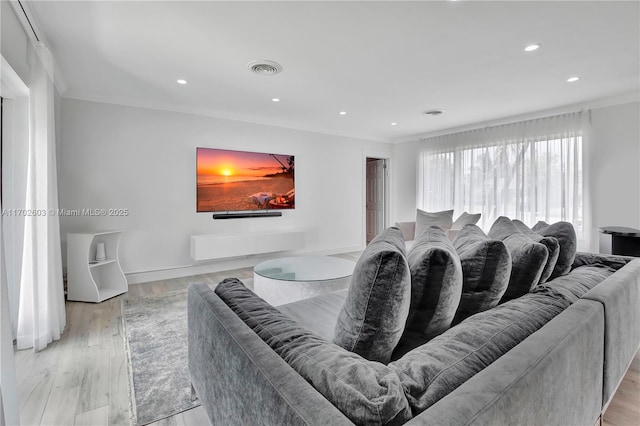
16,42 -> 66,351
418,112 -> 590,246
1,199 -> 20,424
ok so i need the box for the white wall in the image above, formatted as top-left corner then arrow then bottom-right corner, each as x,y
588,102 -> 640,249
391,101 -> 640,251
58,99 -> 391,281
391,139 -> 420,224
1,1 -> 29,84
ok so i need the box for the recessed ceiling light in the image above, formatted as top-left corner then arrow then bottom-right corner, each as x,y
272,98 -> 280,102
391,122 -> 398,126
339,111 -> 347,115
177,79 -> 187,85
567,76 -> 580,83
423,109 -> 445,116
524,44 -> 541,52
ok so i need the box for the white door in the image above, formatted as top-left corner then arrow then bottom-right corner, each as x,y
366,159 -> 386,244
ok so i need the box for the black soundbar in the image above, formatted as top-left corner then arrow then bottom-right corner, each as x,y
212,211 -> 283,220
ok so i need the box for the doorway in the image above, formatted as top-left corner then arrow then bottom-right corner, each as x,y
365,157 -> 387,244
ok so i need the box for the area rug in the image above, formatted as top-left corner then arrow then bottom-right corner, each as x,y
122,288 -> 199,425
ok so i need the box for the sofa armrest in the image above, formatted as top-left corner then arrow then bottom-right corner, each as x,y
187,283 -> 353,426
409,299 -> 604,426
581,258 -> 640,408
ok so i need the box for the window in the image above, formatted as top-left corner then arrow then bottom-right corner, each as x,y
418,112 -> 587,238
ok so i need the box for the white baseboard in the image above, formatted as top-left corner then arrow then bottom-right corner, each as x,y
125,245 -> 364,285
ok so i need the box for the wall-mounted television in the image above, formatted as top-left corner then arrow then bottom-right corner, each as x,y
196,147 -> 295,213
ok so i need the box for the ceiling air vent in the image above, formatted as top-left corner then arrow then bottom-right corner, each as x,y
423,109 -> 445,116
247,60 -> 283,76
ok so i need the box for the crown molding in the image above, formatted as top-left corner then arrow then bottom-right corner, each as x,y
1,56 -> 29,98
61,92 -> 389,144
393,90 -> 640,144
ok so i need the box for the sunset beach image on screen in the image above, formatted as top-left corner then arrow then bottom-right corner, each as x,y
196,147 -> 295,212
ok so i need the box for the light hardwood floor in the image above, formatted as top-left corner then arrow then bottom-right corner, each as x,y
14,255 -> 640,426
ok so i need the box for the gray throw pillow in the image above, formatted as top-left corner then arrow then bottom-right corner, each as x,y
451,212 -> 482,230
488,217 -> 549,302
532,221 -> 577,279
215,279 -> 413,426
334,227 -> 411,364
394,221 -> 416,241
415,209 -> 454,239
393,226 -> 463,359
512,219 -> 560,284
451,225 -> 511,323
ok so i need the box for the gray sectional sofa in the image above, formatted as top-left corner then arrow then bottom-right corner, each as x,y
188,250 -> 640,425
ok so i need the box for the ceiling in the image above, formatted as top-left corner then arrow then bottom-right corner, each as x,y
27,1 -> 640,143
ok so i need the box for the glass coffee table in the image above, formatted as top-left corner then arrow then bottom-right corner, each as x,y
253,255 -> 356,306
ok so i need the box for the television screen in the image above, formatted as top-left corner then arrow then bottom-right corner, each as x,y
196,147 -> 295,212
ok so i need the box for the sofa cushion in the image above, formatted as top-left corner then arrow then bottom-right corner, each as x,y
415,209 -> 454,239
277,290 -> 347,341
389,289 -> 574,415
512,219 -> 560,284
215,278 -> 413,426
571,252 -> 631,271
534,264 -> 617,303
488,217 -> 549,302
393,226 -> 463,359
451,212 -> 481,230
532,221 -> 577,279
451,225 -> 511,323
334,227 -> 411,364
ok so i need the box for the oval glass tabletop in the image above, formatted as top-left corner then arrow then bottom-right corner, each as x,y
254,256 -> 356,282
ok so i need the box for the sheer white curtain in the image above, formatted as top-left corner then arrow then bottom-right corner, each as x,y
16,42 -> 66,351
418,111 -> 590,246
1,198 -> 20,425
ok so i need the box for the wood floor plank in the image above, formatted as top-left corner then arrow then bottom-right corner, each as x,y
18,372 -> 55,426
78,344 -> 111,414
108,333 -> 131,426
75,405 -> 109,426
603,351 -> 640,426
40,385 -> 81,426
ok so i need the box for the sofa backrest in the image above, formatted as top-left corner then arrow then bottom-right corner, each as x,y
410,298 -> 604,426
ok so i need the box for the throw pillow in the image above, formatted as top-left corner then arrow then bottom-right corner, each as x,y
451,212 -> 482,230
394,221 -> 416,241
532,221 -> 577,279
415,209 -> 454,239
488,217 -> 549,302
512,219 -> 560,284
393,226 -> 463,359
451,224 -> 511,323
334,227 -> 411,364
215,279 -> 413,425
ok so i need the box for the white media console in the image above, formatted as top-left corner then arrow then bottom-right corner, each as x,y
190,230 -> 305,261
